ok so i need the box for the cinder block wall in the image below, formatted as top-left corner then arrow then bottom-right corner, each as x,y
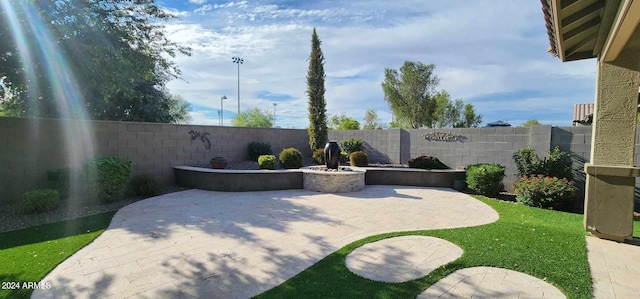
550,126 -> 592,201
3,116 -> 637,206
406,126 -> 535,189
330,127 -> 537,189
0,117 -> 310,204
328,130 -> 397,163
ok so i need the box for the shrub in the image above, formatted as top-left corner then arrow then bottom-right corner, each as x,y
312,148 -> 325,165
340,151 -> 349,163
546,147 -> 573,180
279,148 -> 303,169
84,156 -> 132,203
408,155 -> 448,170
21,189 -> 60,214
129,174 -> 160,198
248,142 -> 272,161
466,163 -> 505,197
349,150 -> 369,167
339,138 -> 364,156
513,146 -> 572,180
47,168 -> 72,199
513,146 -> 544,178
258,155 -> 276,170
513,175 -> 576,210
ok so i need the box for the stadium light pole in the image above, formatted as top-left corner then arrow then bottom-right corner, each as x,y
232,56 -> 243,115
220,95 -> 227,126
273,103 -> 277,127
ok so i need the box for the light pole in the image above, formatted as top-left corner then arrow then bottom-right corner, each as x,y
273,103 -> 277,127
220,95 -> 227,126
218,111 -> 221,126
232,56 -> 243,115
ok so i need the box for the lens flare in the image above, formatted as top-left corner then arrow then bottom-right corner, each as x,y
2,2 -> 96,201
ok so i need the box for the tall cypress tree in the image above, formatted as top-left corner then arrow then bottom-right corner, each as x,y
307,28 -> 328,150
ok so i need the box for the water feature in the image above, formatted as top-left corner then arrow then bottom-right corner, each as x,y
302,166 -> 366,193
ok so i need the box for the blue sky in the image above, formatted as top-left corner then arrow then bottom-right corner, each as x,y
159,0 -> 597,128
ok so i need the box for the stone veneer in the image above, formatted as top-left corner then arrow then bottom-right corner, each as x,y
302,166 -> 366,193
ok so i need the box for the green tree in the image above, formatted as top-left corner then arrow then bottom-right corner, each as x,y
0,0 -> 190,121
232,108 -> 274,128
434,92 -> 463,128
462,103 -> 482,128
521,119 -> 541,127
363,109 -> 382,130
168,94 -> 192,124
307,28 -> 328,150
381,61 -> 440,128
329,114 -> 360,130
434,93 -> 482,128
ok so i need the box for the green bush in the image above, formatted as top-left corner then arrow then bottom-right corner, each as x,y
340,151 -> 349,163
21,189 -> 60,214
312,148 -> 325,165
513,146 -> 572,180
408,155 -> 448,170
84,156 -> 132,203
513,175 -> 576,210
349,150 -> 369,167
279,148 -> 303,169
546,147 -> 573,180
129,174 -> 160,198
339,138 -> 364,156
248,142 -> 272,161
258,155 -> 276,170
46,168 -> 72,199
513,146 -> 544,178
466,163 -> 505,197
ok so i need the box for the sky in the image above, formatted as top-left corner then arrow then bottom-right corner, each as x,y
158,0 -> 598,128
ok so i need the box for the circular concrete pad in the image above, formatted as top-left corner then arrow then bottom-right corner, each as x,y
345,236 -> 462,283
418,267 -> 566,299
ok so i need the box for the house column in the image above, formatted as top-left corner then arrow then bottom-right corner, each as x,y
584,61 -> 640,241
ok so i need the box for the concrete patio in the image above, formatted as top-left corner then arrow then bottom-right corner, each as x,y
30,186 -> 640,298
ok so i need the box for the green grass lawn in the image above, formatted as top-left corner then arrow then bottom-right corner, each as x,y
0,211 -> 116,299
256,196 -> 625,299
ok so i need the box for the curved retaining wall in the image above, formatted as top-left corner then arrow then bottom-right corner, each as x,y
358,167 -> 466,189
174,166 -> 466,192
174,166 -> 303,192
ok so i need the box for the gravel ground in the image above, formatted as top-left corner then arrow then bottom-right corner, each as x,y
0,185 -> 189,233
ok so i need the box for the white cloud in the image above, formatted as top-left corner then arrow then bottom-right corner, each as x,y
189,0 -> 208,4
162,0 -> 598,128
213,1 -> 248,10
194,4 -> 213,15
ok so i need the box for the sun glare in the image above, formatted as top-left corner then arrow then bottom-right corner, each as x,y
1,2 -> 96,200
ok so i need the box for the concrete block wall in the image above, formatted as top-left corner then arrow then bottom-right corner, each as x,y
329,127 -> 534,190
0,117 -> 310,204
406,127 -> 533,189
328,130 -> 397,163
551,126 -> 592,200
551,126 -> 640,207
2,116 -> 636,205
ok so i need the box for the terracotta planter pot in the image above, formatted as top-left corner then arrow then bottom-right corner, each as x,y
210,157 -> 227,169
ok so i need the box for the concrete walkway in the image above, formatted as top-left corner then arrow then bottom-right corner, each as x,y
33,186 -> 499,298
587,236 -> 640,298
